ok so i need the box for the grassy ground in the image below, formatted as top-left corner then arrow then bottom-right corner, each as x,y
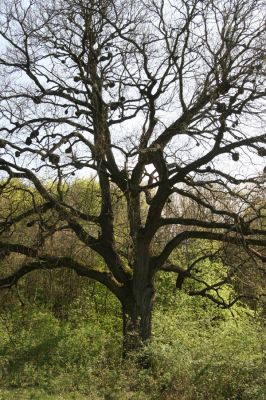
0,390 -> 88,400
0,289 -> 265,400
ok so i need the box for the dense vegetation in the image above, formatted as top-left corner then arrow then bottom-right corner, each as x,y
0,255 -> 265,399
0,180 -> 265,398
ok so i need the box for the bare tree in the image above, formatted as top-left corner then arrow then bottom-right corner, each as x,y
0,0 -> 266,356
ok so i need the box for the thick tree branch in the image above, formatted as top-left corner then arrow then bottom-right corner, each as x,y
0,256 -> 124,300
152,230 -> 266,270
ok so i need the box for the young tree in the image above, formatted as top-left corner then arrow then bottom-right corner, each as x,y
0,0 -> 265,355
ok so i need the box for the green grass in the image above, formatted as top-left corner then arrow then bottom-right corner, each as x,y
0,389 -> 88,400
0,290 -> 265,400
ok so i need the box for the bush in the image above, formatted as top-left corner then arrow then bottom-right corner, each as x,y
149,292 -> 266,400
0,288 -> 265,399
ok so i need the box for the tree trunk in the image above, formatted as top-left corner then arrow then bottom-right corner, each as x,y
122,283 -> 154,365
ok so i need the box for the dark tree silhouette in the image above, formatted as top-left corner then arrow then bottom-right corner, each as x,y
0,0 -> 265,355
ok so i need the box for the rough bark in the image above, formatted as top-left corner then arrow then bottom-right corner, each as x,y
122,300 -> 153,366
121,263 -> 155,362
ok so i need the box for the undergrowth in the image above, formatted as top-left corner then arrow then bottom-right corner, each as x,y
0,283 -> 265,400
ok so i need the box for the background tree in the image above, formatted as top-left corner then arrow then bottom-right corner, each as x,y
0,0 -> 266,356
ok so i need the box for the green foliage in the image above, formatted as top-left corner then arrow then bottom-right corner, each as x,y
0,284 -> 265,400
0,187 -> 265,399
149,291 -> 266,400
65,179 -> 101,216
